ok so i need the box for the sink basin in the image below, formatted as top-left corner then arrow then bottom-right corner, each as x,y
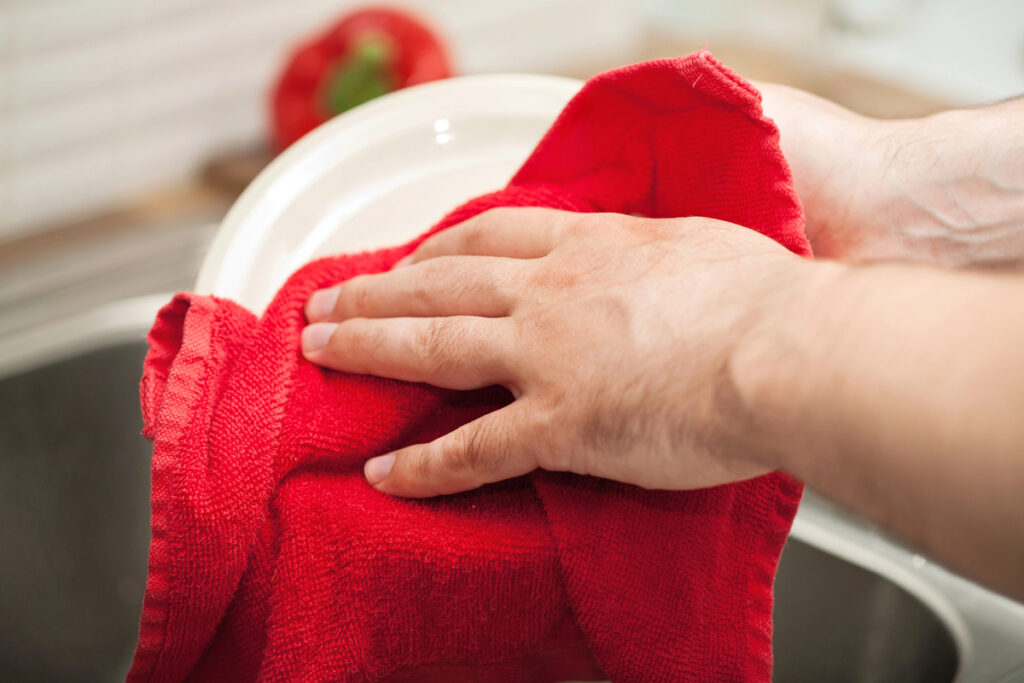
0,331 -> 975,683
773,539 -> 958,682
0,342 -> 150,682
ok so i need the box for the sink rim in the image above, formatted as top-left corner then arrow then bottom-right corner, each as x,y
789,512 -> 970,664
0,293 -> 169,380
792,495 -> 1024,682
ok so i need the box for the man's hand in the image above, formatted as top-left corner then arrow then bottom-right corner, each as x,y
301,206 -> 1024,599
759,83 -> 1024,268
302,208 -> 813,497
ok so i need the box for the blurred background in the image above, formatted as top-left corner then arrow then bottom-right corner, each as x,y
0,0 -> 1022,251
2,3 -> 1024,681
3,0 -> 1024,534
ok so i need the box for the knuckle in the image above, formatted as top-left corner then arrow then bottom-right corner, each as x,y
408,278 -> 433,310
347,321 -> 388,358
409,261 -> 446,307
478,206 -> 515,223
513,307 -> 556,348
452,210 -> 497,243
434,259 -> 477,299
343,276 -> 373,315
407,446 -> 440,483
442,431 -> 477,472
443,424 -> 503,476
562,211 -> 597,239
411,318 -> 457,374
420,258 -> 461,289
410,239 -> 437,261
449,208 -> 504,249
459,221 -> 490,253
528,262 -> 581,292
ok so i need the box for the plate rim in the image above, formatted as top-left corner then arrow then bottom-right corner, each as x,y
195,73 -> 584,311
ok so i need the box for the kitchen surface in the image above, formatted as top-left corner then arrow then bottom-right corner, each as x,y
2,1 -> 1024,681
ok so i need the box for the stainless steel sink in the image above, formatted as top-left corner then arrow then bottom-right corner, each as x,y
0,341 -> 150,683
0,303 -> 1021,682
773,539 -> 957,682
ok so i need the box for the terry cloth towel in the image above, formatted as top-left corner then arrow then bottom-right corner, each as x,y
130,51 -> 810,683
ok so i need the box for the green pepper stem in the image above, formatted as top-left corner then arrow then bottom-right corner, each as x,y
323,36 -> 397,116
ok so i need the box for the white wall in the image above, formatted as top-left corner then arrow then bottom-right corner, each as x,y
5,0 -> 1020,244
825,0 -> 1024,105
0,0 -> 641,242
649,0 -> 1024,105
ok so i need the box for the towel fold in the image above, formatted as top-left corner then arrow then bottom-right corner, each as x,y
130,51 -> 808,683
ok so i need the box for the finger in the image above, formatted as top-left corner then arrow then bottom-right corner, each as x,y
302,315 -> 514,390
306,256 -> 527,323
364,402 -> 537,497
409,207 -> 575,264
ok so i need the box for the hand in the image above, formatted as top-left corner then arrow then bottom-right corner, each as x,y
301,208 -> 814,497
759,83 -> 1024,268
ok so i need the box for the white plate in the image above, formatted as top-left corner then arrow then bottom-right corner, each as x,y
196,74 -> 583,313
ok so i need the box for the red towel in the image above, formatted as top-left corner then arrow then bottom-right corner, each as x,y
130,51 -> 809,683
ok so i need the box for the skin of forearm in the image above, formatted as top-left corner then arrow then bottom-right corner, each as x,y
880,97 -> 1024,269
733,260 -> 1024,600
761,85 -> 1024,268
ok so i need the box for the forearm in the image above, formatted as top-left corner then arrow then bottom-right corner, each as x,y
734,260 -> 1024,599
879,97 -> 1024,268
761,85 -> 1024,267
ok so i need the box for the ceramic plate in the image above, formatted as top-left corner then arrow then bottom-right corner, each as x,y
196,74 -> 583,313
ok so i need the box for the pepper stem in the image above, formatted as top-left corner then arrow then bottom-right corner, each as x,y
323,36 -> 397,116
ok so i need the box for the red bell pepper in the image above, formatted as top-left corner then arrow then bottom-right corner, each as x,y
271,7 -> 453,151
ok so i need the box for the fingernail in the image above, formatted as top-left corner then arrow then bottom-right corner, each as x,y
393,254 -> 414,269
302,322 -> 337,352
306,286 -> 341,320
365,454 -> 395,485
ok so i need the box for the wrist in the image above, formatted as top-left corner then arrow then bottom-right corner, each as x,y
726,258 -> 851,472
759,83 -> 882,256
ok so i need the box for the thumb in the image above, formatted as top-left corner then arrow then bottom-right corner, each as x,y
364,405 -> 536,497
